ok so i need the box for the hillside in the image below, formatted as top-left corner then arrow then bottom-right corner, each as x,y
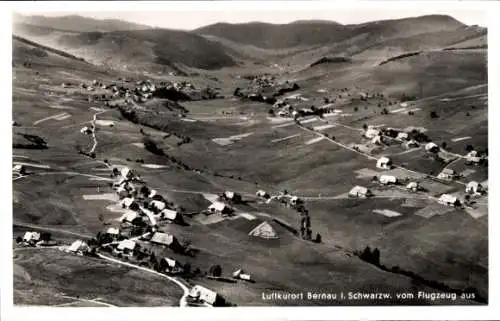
13,13 -> 153,32
196,15 -> 466,50
13,23 -> 238,71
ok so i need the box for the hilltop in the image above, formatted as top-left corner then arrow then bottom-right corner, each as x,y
13,13 -> 153,33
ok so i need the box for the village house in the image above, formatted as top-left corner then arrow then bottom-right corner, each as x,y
256,190 -> 270,199
232,268 -> 252,281
396,132 -> 409,141
364,127 -> 381,139
160,209 -> 179,222
188,285 -> 219,306
372,135 -> 385,145
22,231 -> 41,245
466,181 -> 484,195
116,239 -> 137,255
149,232 -> 183,253
13,164 -> 26,175
106,227 -> 120,237
348,185 -> 373,198
149,200 -> 167,213
289,196 -> 303,206
425,142 -> 440,153
405,140 -> 419,149
438,194 -> 461,207
376,156 -> 392,170
437,168 -> 456,181
406,181 -> 419,192
379,175 -> 398,185
80,126 -> 93,135
159,257 -> 184,274
68,240 -> 90,255
208,201 -> 233,215
120,211 -> 139,224
465,150 -> 483,165
222,191 -> 242,203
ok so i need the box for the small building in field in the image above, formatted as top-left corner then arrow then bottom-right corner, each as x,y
80,126 -> 93,135
222,191 -> 242,203
289,196 -> 303,206
438,194 -> 461,207
150,200 -> 167,213
348,186 -> 372,198
437,168 -> 456,180
364,127 -> 381,139
256,190 -> 270,199
425,142 -> 439,153
13,164 -> 26,175
188,285 -> 218,306
116,239 -> 137,254
159,257 -> 183,274
160,209 -> 179,221
120,211 -> 139,224
106,227 -> 120,236
405,140 -> 419,149
68,240 -> 90,254
208,201 -> 233,214
376,156 -> 392,170
466,181 -> 484,195
397,132 -> 409,141
379,175 -> 397,185
406,181 -> 419,192
232,269 -> 252,281
120,197 -> 137,209
23,232 -> 41,244
150,232 -> 181,250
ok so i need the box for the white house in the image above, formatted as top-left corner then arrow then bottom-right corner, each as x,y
120,167 -> 134,180
376,156 -> 392,170
150,200 -> 166,212
13,164 -> 25,174
68,240 -> 90,254
117,239 -> 136,252
160,209 -> 178,221
23,231 -> 40,243
364,127 -> 381,139
80,126 -> 92,135
379,175 -> 397,185
148,189 -> 157,198
208,201 -> 232,214
466,181 -> 483,195
437,168 -> 456,180
438,194 -> 460,207
256,190 -> 270,199
405,140 -> 419,149
290,196 -> 302,206
120,197 -> 136,209
425,142 -> 439,153
406,182 -> 419,192
120,211 -> 138,223
223,191 -> 242,202
106,227 -> 120,236
348,186 -> 372,198
396,132 -> 409,141
189,285 -> 218,306
372,135 -> 384,145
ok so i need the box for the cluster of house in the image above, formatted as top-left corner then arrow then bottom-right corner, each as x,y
363,126 -> 421,148
16,231 -> 54,247
112,166 -> 183,227
204,191 -> 244,216
465,150 -> 487,166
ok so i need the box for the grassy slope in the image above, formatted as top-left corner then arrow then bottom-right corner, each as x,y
14,248 -> 182,306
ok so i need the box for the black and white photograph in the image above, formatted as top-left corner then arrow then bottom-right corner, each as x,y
5,0 -> 494,315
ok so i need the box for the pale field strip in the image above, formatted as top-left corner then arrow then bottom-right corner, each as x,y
305,136 -> 326,145
13,161 -> 51,169
313,124 -> 336,131
373,209 -> 403,217
452,136 -> 472,142
33,112 -> 71,125
271,133 -> 302,143
141,164 -> 169,169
